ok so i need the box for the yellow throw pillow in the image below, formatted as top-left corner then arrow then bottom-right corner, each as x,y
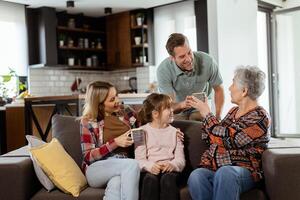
30,138 -> 87,197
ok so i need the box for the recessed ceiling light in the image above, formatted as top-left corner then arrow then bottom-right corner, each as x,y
66,1 -> 75,8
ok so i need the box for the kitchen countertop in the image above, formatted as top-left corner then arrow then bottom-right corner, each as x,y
0,93 -> 150,109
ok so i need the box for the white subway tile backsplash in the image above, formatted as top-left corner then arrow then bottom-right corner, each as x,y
50,76 -> 58,81
29,68 -> 139,96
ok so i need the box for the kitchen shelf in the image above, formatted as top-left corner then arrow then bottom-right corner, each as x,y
56,13 -> 106,68
65,65 -> 107,70
57,26 -> 105,34
132,44 -> 148,48
131,25 -> 148,29
59,46 -> 105,51
132,63 -> 149,67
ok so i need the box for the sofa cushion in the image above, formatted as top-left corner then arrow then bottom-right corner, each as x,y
263,148 -> 300,200
0,156 -> 41,200
31,187 -> 105,200
30,138 -> 87,197
52,114 -> 82,168
171,120 -> 208,169
26,135 -> 55,191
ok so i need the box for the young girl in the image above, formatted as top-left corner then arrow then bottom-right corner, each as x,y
80,81 -> 140,200
135,93 -> 185,200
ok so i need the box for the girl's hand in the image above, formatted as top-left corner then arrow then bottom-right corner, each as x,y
186,96 -> 210,118
114,130 -> 133,147
161,163 -> 175,173
176,128 -> 184,142
150,163 -> 162,175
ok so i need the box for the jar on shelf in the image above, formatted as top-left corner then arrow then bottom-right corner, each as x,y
68,18 -> 75,28
97,39 -> 102,49
84,38 -> 89,48
92,55 -> 98,67
78,38 -> 84,48
68,57 -> 75,66
68,38 -> 74,47
91,41 -> 95,49
86,57 -> 92,67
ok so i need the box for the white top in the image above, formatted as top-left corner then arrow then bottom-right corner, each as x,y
134,123 -> 185,172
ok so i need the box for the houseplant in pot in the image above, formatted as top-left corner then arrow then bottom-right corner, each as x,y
0,68 -> 26,105
136,13 -> 144,26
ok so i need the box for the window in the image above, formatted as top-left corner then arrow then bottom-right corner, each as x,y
154,1 -> 196,66
272,8 -> 300,136
0,1 -> 28,98
0,1 -> 28,76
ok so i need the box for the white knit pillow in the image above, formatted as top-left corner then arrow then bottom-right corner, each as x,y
26,135 -> 55,191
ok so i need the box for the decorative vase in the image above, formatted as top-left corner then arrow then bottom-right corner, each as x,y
134,37 -> 141,45
136,17 -> 143,26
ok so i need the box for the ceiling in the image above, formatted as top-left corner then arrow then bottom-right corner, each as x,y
4,0 -> 183,17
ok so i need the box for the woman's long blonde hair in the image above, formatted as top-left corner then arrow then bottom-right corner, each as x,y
82,81 -> 114,121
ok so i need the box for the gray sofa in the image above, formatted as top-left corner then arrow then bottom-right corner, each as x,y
1,114 -> 300,200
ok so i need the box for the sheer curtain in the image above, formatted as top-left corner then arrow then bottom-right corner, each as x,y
154,1 -> 196,66
0,1 -> 28,76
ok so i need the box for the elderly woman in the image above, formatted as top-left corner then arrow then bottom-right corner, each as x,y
187,66 -> 270,200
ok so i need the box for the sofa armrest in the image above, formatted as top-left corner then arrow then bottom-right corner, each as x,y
0,156 -> 41,200
263,148 -> 300,200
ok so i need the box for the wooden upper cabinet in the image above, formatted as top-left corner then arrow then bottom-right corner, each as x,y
106,12 -> 132,69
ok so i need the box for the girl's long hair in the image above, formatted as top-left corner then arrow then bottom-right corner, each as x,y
138,93 -> 172,125
81,81 -> 114,121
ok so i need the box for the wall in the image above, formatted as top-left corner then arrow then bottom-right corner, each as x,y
29,66 -> 157,96
283,0 -> 300,8
29,67 -> 136,96
207,0 -> 258,115
154,1 -> 196,66
261,0 -> 283,7
136,66 -> 157,93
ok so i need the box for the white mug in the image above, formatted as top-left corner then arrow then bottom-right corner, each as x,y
68,58 -> 74,66
134,37 -> 141,45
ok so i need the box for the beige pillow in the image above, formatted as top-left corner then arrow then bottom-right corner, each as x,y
30,138 -> 87,197
26,135 -> 55,191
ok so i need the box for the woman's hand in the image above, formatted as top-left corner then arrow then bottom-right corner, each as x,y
186,96 -> 211,118
176,128 -> 184,142
114,130 -> 133,147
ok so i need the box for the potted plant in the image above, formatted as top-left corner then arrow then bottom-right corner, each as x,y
58,34 -> 66,47
135,13 -> 144,26
0,68 -> 26,105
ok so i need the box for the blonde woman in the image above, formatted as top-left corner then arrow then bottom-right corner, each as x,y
80,81 -> 140,200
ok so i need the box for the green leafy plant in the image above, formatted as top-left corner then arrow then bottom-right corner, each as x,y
135,13 -> 144,19
0,67 -> 26,100
58,34 -> 66,41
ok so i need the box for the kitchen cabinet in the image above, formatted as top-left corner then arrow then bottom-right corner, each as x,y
106,10 -> 154,69
56,12 -> 107,69
27,7 -> 153,70
106,12 -> 132,69
130,10 -> 149,67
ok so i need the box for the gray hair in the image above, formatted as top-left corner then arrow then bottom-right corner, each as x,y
234,66 -> 266,100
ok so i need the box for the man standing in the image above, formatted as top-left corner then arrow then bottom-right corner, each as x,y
157,33 -> 224,120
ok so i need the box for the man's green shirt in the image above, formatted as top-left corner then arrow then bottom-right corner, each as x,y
157,51 -> 223,102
